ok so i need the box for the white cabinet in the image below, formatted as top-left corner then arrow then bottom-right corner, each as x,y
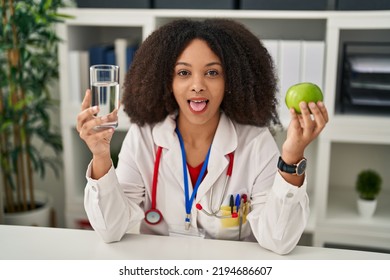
57,8 -> 390,250
313,13 -> 390,251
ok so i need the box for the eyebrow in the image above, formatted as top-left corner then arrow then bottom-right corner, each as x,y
175,62 -> 222,67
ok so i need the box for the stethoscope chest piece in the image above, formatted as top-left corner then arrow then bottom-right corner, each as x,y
145,208 -> 163,225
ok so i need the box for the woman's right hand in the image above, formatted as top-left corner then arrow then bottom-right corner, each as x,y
77,89 -> 117,178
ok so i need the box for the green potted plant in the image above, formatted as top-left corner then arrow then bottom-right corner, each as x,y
355,169 -> 382,218
0,0 -> 71,225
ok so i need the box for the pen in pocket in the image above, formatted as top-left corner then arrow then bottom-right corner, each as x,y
229,194 -> 234,214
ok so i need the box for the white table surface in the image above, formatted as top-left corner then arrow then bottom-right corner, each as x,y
1,225 -> 389,260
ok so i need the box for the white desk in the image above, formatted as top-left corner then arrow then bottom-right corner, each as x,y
0,225 -> 389,260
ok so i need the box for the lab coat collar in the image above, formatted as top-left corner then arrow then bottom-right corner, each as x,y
152,112 -> 238,200
152,113 -> 178,149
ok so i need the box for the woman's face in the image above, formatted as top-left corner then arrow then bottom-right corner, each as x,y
172,39 -> 225,127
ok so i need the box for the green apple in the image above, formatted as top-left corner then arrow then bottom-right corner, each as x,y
285,82 -> 323,114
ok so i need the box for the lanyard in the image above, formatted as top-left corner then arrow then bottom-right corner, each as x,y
145,140 -> 234,227
175,127 -> 211,229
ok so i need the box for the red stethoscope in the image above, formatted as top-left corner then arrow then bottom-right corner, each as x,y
144,146 -> 235,225
144,146 -> 164,225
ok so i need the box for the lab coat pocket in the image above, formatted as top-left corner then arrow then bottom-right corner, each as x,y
216,201 -> 251,240
216,211 -> 251,241
219,201 -> 250,228
220,206 -> 239,228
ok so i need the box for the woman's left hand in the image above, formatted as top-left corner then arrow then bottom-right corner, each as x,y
282,101 -> 329,164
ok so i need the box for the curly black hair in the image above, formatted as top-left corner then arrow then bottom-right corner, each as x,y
122,18 -> 279,127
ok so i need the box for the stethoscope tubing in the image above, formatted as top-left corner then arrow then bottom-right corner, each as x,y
144,146 -> 164,225
196,203 -> 238,219
207,152 -> 234,215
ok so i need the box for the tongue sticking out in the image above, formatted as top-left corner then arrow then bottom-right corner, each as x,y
189,100 -> 207,112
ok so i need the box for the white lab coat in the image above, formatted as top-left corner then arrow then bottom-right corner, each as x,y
84,112 -> 309,254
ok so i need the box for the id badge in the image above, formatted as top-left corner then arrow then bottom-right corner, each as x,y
168,225 -> 205,239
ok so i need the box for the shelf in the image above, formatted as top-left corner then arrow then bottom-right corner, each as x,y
329,142 -> 389,192
323,115 -> 390,144
67,25 -> 143,51
156,16 -> 326,41
314,188 -> 390,250
326,188 -> 390,232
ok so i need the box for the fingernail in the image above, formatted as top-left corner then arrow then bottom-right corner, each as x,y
91,106 -> 98,112
309,102 -> 316,109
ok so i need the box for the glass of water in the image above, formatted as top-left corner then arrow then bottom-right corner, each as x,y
90,64 -> 120,129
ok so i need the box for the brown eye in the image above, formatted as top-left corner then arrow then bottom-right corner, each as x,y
178,70 -> 190,76
206,70 -> 219,77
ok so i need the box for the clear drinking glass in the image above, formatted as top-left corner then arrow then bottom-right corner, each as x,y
90,64 -> 120,129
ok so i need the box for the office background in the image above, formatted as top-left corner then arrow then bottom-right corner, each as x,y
2,1 -> 390,254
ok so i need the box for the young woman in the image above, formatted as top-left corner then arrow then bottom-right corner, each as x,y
76,19 -> 328,255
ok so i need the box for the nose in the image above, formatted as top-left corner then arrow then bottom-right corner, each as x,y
191,74 -> 205,94
192,87 -> 204,94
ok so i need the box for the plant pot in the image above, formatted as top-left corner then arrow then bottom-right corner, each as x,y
4,190 -> 53,227
357,198 -> 377,218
